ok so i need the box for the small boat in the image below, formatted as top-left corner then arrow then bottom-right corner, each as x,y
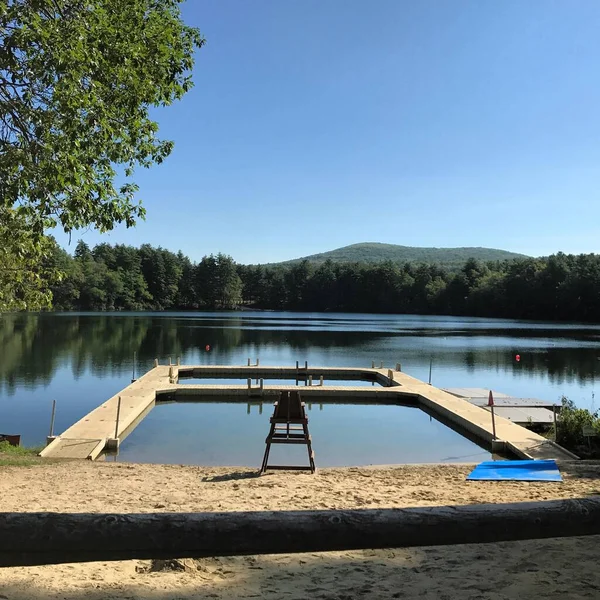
0,434 -> 21,447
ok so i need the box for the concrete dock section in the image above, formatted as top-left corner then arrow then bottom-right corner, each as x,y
40,362 -> 577,462
40,366 -> 175,460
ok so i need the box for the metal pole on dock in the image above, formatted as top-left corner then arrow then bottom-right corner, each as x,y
154,358 -> 158,368
114,396 -> 122,440
488,391 -> 497,440
308,376 -> 313,387
396,363 -> 402,372
49,400 -> 56,438
248,358 -> 251,366
428,359 -> 433,385
371,361 -> 375,369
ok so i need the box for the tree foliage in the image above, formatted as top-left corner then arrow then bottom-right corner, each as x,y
0,208 -> 60,310
44,243 -> 600,324
0,1 -> 203,310
553,397 -> 600,458
0,0 -> 203,233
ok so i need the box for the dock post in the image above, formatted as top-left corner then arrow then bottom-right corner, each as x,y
388,369 -> 394,381
305,360 -> 308,369
371,361 -> 375,369
169,356 -> 172,366
396,362 -> 401,372
247,379 -> 252,394
248,358 -> 251,366
177,356 -> 181,366
132,351 -> 136,383
309,376 -> 313,387
260,379 -> 264,395
380,361 -> 383,368
154,358 -> 158,368
108,396 -> 122,450
320,375 -> 324,386
296,360 -> 299,369
428,359 -> 433,385
256,358 -> 260,367
169,366 -> 174,381
489,391 -> 497,441
47,400 -> 57,443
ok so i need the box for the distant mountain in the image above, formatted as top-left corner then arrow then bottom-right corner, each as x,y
275,243 -> 528,269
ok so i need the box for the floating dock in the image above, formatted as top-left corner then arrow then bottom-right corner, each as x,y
40,363 -> 577,462
443,388 -> 558,426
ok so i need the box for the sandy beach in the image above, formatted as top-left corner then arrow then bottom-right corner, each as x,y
1,461 -> 599,599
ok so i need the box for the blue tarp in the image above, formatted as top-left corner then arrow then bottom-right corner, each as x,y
467,459 -> 563,482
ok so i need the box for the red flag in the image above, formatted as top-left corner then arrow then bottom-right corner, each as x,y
488,390 -> 494,407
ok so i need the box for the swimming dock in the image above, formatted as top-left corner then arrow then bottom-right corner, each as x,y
40,362 -> 577,462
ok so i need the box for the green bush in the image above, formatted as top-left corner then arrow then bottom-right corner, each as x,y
0,441 -> 41,455
553,397 -> 600,458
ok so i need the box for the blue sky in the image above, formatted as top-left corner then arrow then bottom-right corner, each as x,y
57,0 -> 600,263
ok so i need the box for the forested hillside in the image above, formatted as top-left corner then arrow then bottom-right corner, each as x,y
277,242 -> 526,269
43,240 -> 600,322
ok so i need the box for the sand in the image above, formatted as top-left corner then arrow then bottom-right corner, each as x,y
1,461 -> 600,599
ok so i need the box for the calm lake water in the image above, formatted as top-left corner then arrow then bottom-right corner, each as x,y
1,312 -> 599,466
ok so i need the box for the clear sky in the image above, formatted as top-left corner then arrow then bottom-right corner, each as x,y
56,0 -> 600,263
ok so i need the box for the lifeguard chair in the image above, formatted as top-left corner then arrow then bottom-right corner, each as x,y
259,390 -> 316,474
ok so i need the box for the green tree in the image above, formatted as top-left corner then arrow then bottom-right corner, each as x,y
0,208 -> 60,310
0,0 -> 204,308
194,254 -> 242,309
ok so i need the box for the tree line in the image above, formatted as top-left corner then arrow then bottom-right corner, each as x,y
43,240 -> 600,322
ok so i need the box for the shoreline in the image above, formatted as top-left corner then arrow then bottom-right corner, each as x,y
1,461 -> 599,599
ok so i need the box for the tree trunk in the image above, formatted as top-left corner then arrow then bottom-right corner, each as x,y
2,496 -> 600,567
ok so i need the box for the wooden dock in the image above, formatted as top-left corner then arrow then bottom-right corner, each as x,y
443,388 -> 558,426
40,366 -> 175,460
40,363 -> 577,462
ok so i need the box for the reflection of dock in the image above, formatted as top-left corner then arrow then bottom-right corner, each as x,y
40,363 -> 577,462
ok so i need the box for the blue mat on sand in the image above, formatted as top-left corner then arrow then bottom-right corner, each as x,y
467,460 -> 562,482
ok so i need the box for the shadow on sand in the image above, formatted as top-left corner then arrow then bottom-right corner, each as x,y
201,471 -> 261,483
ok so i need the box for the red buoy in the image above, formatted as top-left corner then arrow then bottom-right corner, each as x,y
515,354 -> 521,362
205,344 -> 210,352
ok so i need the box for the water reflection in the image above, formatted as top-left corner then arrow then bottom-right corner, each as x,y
0,313 -> 599,395
117,402 -> 493,467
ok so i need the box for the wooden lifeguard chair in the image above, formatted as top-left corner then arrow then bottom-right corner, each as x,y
259,390 -> 316,474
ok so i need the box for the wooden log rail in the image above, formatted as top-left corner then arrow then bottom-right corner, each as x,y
1,497 -> 600,567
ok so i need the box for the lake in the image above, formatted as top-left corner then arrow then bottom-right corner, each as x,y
1,312 -> 599,466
